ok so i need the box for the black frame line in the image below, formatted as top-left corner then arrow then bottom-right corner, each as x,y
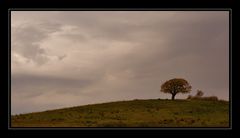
8,8 -> 12,130
8,8 -> 232,130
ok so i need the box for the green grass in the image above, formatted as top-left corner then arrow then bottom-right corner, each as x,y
11,99 -> 229,127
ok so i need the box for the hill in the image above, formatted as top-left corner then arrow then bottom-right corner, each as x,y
11,99 -> 229,127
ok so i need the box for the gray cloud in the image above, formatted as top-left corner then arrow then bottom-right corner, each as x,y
11,73 -> 95,92
11,11 -> 229,115
11,19 -> 62,65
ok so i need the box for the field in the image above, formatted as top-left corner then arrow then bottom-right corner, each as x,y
11,99 -> 229,127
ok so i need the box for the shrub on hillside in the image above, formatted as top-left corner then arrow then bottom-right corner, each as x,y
187,90 -> 218,101
187,95 -> 193,99
196,90 -> 204,97
201,96 -> 218,101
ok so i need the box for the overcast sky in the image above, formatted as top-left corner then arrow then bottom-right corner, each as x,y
11,11 -> 229,115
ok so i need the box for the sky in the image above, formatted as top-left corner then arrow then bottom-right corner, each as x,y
11,11 -> 229,115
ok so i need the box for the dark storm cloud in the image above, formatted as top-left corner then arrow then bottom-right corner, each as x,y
11,11 -> 229,114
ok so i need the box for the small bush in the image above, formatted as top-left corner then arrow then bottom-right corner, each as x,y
189,96 -> 201,100
187,90 -> 218,101
196,90 -> 204,97
188,96 -> 218,101
187,95 -> 192,99
202,96 -> 218,101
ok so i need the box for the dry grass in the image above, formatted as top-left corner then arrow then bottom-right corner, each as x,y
11,99 -> 229,127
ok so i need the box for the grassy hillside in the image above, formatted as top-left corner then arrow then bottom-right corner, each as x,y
11,99 -> 229,127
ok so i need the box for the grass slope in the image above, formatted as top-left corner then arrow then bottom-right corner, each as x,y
11,99 -> 229,127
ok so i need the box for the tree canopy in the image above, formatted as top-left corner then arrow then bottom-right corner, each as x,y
161,78 -> 192,100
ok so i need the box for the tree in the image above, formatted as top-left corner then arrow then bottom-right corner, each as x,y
160,78 -> 192,100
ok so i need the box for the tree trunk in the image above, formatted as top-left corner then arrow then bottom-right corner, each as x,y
171,94 -> 176,100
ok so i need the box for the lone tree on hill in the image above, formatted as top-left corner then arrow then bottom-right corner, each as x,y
160,78 -> 192,100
